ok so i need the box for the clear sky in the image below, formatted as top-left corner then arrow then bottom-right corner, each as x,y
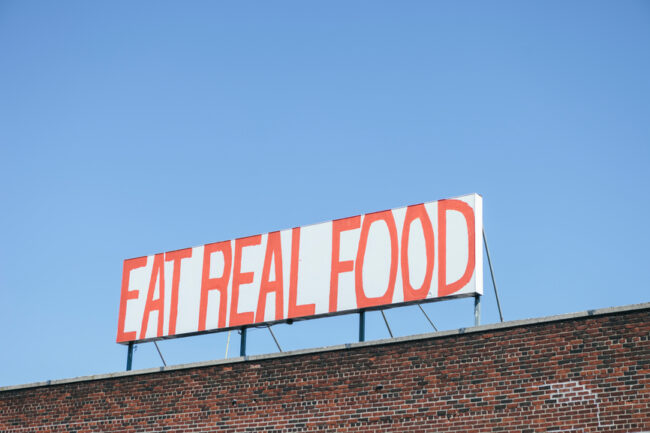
1,1 -> 649,387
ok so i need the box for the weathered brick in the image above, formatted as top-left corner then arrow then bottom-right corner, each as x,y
0,306 -> 649,432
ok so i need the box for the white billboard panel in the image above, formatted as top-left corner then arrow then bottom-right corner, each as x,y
117,193 -> 483,343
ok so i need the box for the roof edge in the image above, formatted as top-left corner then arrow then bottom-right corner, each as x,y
2,301 -> 649,393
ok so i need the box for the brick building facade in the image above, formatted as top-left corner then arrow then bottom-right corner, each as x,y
1,303 -> 649,432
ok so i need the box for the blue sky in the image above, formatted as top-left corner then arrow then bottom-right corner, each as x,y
0,1 -> 648,387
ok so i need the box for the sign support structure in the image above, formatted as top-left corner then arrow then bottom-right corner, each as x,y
483,228 -> 503,322
359,311 -> 366,342
240,328 -> 247,357
118,193 -> 485,370
126,342 -> 134,371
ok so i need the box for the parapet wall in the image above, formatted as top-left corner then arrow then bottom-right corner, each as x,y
1,303 -> 649,432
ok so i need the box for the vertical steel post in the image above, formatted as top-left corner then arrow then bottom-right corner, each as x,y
126,342 -> 134,371
359,311 -> 366,342
240,327 -> 247,357
474,295 -> 481,327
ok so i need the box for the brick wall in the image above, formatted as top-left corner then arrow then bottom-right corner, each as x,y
1,304 -> 649,432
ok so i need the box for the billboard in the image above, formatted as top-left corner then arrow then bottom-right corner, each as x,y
117,193 -> 483,343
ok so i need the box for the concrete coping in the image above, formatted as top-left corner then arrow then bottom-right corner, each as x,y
2,301 -> 648,393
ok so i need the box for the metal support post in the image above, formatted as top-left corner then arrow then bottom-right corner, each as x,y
126,342 -> 134,371
153,341 -> 167,367
483,229 -> 504,322
225,330 -> 231,358
267,325 -> 283,352
417,304 -> 438,331
240,327 -> 247,357
380,310 -> 394,338
359,311 -> 366,342
474,295 -> 481,327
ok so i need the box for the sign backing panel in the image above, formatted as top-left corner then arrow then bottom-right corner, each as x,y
117,193 -> 483,344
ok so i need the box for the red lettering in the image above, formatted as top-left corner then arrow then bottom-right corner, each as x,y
256,232 -> 284,322
438,199 -> 475,297
165,248 -> 192,335
401,204 -> 435,301
230,235 -> 261,327
288,227 -> 315,318
198,241 -> 231,331
116,257 -> 147,343
355,211 -> 399,308
329,216 -> 360,312
140,253 -> 165,339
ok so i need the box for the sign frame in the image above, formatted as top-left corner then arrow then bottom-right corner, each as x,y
117,193 -> 483,345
